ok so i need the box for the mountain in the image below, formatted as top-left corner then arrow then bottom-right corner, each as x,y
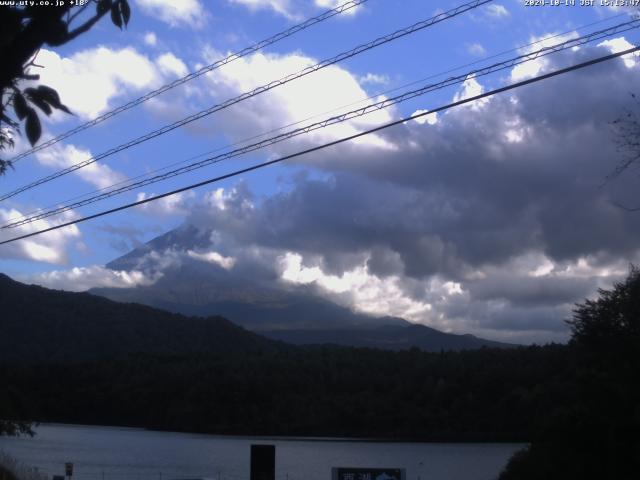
87,223 -> 515,351
93,223 -> 410,332
92,272 -> 513,350
0,273 -> 279,363
262,325 -> 511,351
92,270 -> 411,332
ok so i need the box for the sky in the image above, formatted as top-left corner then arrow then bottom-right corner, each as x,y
1,0 -> 640,344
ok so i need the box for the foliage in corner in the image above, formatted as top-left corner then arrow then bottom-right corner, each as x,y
499,265 -> 640,480
0,0 -> 131,174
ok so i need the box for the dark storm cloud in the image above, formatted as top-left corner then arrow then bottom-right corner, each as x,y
466,273 -> 597,308
256,46 -> 640,270
466,303 -> 572,334
173,43 -> 640,341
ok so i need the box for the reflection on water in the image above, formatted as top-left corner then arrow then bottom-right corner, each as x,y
0,424 -> 524,480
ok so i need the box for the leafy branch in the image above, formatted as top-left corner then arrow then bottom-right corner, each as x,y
0,0 -> 131,175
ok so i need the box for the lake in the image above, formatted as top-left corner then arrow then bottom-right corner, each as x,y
0,424 -> 524,480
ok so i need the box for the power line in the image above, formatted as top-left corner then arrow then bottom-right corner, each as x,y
0,0 -> 492,202
1,45 -> 635,247
3,19 -> 638,230
6,9 -> 631,226
8,0 -> 371,164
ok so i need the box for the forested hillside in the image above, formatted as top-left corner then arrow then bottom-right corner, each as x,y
1,345 -> 571,441
0,273 -> 279,363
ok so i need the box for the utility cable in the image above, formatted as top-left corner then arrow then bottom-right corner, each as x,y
3,20 -> 638,229
0,19 -> 640,229
6,9 -> 631,226
8,0 -> 371,164
1,45 -> 635,246
0,0 -> 492,202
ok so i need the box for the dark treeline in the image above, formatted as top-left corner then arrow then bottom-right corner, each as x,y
1,268 -> 639,479
3,344 -> 572,441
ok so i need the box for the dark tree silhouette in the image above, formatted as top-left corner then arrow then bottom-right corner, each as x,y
569,265 -> 640,345
0,0 -> 131,175
500,266 -> 640,479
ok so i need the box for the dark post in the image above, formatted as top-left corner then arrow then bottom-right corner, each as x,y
64,463 -> 73,480
250,444 -> 275,480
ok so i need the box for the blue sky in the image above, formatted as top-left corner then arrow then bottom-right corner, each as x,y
1,0 -> 639,343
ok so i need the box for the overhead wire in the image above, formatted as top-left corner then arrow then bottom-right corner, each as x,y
1,45 -> 636,246
7,0 -> 371,164
0,0 -> 493,202
3,19 -> 639,229
5,8 -> 630,226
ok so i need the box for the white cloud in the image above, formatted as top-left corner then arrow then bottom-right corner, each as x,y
229,0 -> 299,20
24,265 -> 161,291
315,0 -> 360,15
201,187 -> 255,214
135,0 -> 207,28
35,142 -> 127,190
279,252 -> 433,321
411,109 -> 438,125
143,31 -> 157,46
510,31 -> 579,82
598,37 -> 638,68
467,43 -> 486,56
187,249 -> 236,269
452,74 -> 488,110
359,73 -> 390,85
229,0 -> 361,20
203,50 -> 396,151
35,47 -> 161,119
135,191 -> 195,216
485,4 -> 509,18
156,52 -> 189,78
555,257 -> 629,280
0,207 -> 80,264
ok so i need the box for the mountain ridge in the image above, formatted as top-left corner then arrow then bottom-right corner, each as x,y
88,223 -> 515,350
2,272 -> 513,358
0,273 -> 279,363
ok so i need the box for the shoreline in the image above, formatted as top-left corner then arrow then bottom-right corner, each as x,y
23,422 -> 529,445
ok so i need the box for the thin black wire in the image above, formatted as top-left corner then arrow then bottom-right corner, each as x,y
3,19 -> 638,229
5,10 -> 630,225
8,0 -> 371,164
1,46 -> 635,246
0,0 -> 492,202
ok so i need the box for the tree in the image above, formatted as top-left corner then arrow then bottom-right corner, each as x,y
569,264 -> 640,347
499,266 -> 640,479
0,0 -> 131,175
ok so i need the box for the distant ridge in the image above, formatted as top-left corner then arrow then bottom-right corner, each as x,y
0,273 -> 278,363
261,325 -> 512,351
88,224 -> 514,351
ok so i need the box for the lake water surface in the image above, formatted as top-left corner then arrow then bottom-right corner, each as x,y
0,424 -> 524,480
